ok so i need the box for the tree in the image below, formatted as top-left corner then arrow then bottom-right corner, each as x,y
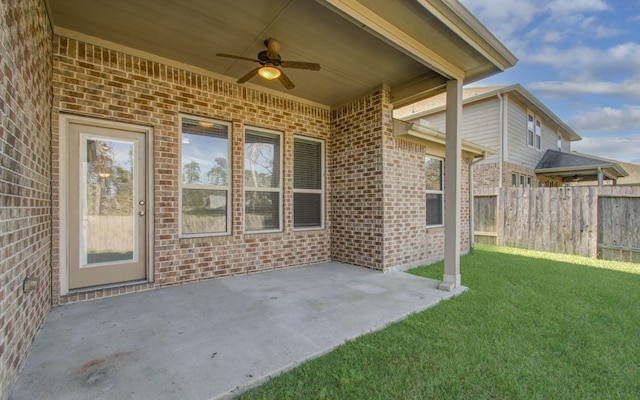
183,161 -> 201,184
206,157 -> 227,185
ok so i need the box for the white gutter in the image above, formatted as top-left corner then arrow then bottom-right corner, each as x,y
395,120 -> 495,156
497,92 -> 504,187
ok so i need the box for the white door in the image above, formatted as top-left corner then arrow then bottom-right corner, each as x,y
68,122 -> 147,289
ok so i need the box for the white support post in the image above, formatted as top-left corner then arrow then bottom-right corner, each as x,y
439,79 -> 463,291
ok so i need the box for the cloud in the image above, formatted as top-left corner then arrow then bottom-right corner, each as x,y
546,0 -> 609,14
461,0 -> 538,43
524,42 -> 640,80
594,25 -> 624,38
529,80 -> 640,99
567,105 -> 640,134
542,30 -> 564,43
571,134 -> 640,164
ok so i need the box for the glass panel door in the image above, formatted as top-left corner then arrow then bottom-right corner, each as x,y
68,122 -> 147,289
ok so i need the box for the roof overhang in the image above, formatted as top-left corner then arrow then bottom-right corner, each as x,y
396,84 -> 581,141
46,0 -> 516,109
393,119 -> 495,158
535,164 -> 629,182
535,150 -> 629,182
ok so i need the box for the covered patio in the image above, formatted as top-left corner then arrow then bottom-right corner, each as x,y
1,0 -> 516,397
10,263 -> 464,399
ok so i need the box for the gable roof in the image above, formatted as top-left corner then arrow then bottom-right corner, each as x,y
535,150 -> 628,181
394,84 -> 581,142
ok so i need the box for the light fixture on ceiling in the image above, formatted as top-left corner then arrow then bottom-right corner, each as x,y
258,65 -> 281,80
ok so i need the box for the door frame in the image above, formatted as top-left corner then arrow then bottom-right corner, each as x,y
59,114 -> 154,295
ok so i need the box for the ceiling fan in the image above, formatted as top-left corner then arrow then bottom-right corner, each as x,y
216,38 -> 321,89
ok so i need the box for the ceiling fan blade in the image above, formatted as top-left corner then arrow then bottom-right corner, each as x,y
280,61 -> 321,71
278,70 -> 295,89
216,53 -> 259,63
236,67 -> 261,84
265,38 -> 281,60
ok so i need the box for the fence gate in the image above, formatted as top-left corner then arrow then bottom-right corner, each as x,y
597,195 -> 640,262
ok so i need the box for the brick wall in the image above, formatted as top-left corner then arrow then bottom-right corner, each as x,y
52,36 -> 332,304
473,161 -> 559,190
503,162 -> 537,187
0,0 -> 52,398
473,162 -> 502,190
330,89 -> 385,270
331,86 -> 472,270
381,86 -> 428,268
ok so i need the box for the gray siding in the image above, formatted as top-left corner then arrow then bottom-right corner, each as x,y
415,97 -> 501,164
460,98 -> 501,164
505,97 -> 560,168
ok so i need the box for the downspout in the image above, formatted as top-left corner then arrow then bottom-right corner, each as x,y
497,92 -> 505,187
469,151 -> 488,251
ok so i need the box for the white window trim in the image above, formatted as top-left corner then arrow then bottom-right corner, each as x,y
557,133 -> 562,151
178,114 -> 232,238
425,157 -> 444,228
526,110 -> 535,148
293,135 -> 325,231
535,118 -> 542,151
244,126 -> 283,233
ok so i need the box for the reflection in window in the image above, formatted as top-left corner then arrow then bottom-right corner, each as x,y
83,137 -> 135,264
244,128 -> 282,232
425,157 -> 444,227
180,116 -> 231,236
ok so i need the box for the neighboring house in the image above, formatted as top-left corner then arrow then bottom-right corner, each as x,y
394,84 -> 628,189
567,152 -> 639,186
0,0 -> 517,396
535,150 -> 629,186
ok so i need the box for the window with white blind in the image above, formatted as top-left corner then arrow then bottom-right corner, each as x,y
179,115 -> 231,237
425,157 -> 444,227
293,136 -> 324,229
244,128 -> 282,232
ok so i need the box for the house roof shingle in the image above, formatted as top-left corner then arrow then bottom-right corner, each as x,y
535,150 -> 628,180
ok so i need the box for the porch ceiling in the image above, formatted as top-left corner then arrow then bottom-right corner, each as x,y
46,0 -> 516,108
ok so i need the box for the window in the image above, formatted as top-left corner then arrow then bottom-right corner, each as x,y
557,134 -> 562,151
527,176 -> 533,187
244,128 -> 282,232
527,111 -> 542,150
425,157 -> 444,227
535,119 -> 542,150
512,173 -> 518,187
179,116 -> 231,237
520,175 -> 525,187
293,137 -> 324,229
527,112 -> 535,147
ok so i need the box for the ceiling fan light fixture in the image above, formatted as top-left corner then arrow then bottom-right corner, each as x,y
258,65 -> 281,80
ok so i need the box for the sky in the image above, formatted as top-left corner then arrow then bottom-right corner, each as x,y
458,0 -> 640,165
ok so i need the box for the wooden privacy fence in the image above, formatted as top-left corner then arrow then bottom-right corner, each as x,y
473,186 -> 640,262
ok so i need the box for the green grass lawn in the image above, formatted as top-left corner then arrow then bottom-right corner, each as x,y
239,244 -> 640,400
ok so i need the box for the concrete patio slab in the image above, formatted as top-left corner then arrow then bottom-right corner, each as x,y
10,262 -> 466,400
